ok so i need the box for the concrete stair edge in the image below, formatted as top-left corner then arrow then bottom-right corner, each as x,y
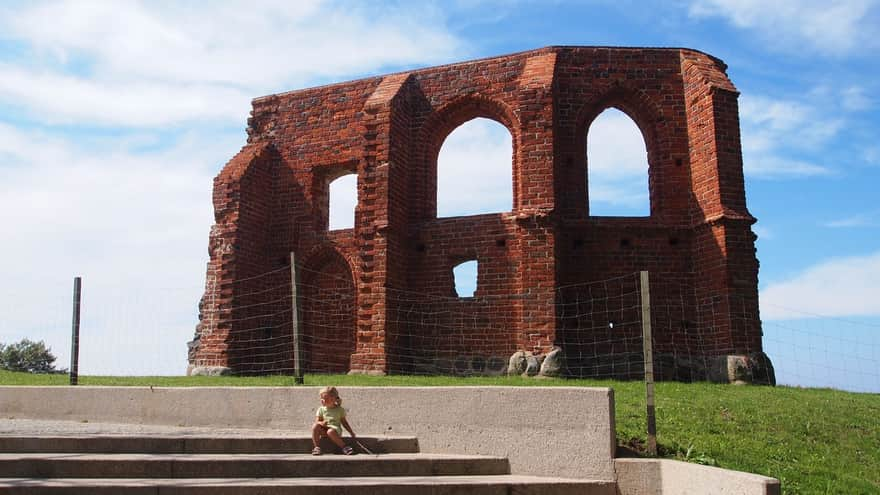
0,436 -> 419,454
0,475 -> 618,495
0,453 -> 511,479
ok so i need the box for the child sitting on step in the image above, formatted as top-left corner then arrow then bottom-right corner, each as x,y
311,386 -> 356,455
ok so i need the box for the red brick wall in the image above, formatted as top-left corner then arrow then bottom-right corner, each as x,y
300,248 -> 356,373
190,46 -> 765,378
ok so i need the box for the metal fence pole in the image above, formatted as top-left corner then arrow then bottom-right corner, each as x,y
640,270 -> 657,455
290,252 -> 304,385
69,277 -> 81,386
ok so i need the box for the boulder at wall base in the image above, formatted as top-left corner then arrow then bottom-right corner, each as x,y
538,346 -> 565,377
708,355 -> 746,384
507,351 -> 530,375
188,366 -> 232,376
708,352 -> 776,385
748,351 -> 776,386
524,355 -> 540,376
508,348 -> 565,377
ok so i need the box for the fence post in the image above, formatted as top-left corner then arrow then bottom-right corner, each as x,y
290,252 -> 304,385
640,270 -> 657,455
69,277 -> 81,386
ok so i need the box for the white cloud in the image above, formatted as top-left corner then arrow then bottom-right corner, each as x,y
866,146 -> 880,165
0,1 -> 466,375
0,64 -> 252,126
743,156 -> 832,179
0,133 -> 227,286
740,95 -> 843,146
588,109 -> 649,178
823,212 -> 878,228
0,0 -> 463,127
329,174 -> 357,230
437,118 -> 514,217
760,251 -> 880,320
807,84 -> 876,114
587,108 -> 650,213
3,0 -> 460,85
689,0 -> 879,56
741,97 -> 811,132
0,124 -> 239,374
739,95 -> 840,178
841,85 -> 873,111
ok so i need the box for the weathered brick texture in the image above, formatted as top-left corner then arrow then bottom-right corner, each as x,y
189,46 -> 766,378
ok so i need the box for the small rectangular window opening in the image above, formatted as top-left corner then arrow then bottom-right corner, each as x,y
453,260 -> 478,298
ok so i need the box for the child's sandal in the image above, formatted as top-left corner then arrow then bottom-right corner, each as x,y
311,446 -> 322,456
342,446 -> 354,455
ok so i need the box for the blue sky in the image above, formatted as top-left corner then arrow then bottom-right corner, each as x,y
0,1 -> 877,390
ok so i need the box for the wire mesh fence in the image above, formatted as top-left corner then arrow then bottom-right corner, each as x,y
0,262 -> 877,394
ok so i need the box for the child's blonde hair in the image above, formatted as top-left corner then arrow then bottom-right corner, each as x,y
319,386 -> 342,406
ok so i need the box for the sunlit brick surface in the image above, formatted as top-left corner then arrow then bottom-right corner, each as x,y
189,47 -> 763,377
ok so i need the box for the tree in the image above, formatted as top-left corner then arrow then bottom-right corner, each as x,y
0,339 -> 60,373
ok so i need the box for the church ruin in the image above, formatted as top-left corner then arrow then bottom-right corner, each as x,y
187,46 -> 773,383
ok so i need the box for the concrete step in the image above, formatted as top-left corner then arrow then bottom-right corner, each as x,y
0,453 -> 510,479
0,436 -> 418,455
0,475 -> 618,494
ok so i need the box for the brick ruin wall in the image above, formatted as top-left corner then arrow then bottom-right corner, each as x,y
188,46 -> 770,381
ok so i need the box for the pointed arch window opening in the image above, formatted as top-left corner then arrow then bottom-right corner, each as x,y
586,108 -> 650,217
437,117 -> 514,218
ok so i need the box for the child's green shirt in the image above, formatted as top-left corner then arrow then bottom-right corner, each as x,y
316,405 -> 346,434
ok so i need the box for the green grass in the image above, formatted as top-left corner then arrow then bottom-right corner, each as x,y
2,369 -> 877,494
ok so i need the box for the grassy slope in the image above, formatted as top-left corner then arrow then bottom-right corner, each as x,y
1,370 -> 877,494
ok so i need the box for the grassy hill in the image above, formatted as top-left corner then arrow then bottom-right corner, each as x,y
1,370 -> 877,494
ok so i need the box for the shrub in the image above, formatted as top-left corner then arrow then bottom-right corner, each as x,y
0,339 -> 60,373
